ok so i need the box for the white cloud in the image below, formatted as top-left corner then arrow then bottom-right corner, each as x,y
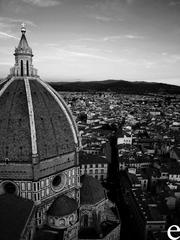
93,15 -> 123,22
103,34 -> 144,41
125,34 -> 144,39
0,31 -> 19,40
0,17 -> 36,27
94,16 -> 114,22
22,0 -> 61,7
126,0 -> 134,4
0,62 -> 12,66
168,1 -> 180,6
0,17 -> 36,40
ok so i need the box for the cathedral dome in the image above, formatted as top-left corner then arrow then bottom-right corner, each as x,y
47,195 -> 78,217
0,78 -> 78,164
0,26 -> 79,180
80,175 -> 106,205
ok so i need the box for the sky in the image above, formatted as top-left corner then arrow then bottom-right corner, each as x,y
0,0 -> 180,85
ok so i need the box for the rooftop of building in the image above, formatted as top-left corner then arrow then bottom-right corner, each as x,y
0,193 -> 34,240
47,195 -> 78,217
79,152 -> 110,164
80,174 -> 106,205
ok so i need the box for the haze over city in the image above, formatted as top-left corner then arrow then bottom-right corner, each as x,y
0,0 -> 180,85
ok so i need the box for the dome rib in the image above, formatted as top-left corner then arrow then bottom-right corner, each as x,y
0,77 -> 15,98
24,78 -> 38,159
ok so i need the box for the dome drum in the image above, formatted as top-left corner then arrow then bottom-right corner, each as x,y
47,212 -> 78,229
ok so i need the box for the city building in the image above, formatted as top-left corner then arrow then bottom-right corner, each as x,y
79,152 -> 109,181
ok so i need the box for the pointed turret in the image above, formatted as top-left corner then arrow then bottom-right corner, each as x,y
9,24 -> 37,77
15,23 -> 33,57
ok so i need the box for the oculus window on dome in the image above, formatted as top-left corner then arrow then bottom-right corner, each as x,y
0,181 -> 19,195
51,173 -> 66,192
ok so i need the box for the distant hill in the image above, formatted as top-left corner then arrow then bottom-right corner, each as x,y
48,79 -> 180,94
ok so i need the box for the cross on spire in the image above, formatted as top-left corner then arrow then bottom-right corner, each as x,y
21,23 -> 26,34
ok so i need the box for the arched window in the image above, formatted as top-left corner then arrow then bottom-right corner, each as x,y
98,211 -> 101,222
26,60 -> 29,76
84,214 -> 88,228
21,60 -> 23,76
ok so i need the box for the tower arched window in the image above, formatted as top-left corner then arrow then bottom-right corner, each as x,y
26,60 -> 29,76
84,214 -> 88,228
21,60 -> 23,76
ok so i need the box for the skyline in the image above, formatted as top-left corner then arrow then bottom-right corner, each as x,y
0,0 -> 180,85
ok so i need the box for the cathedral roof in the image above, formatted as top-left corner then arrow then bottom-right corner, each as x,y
80,175 -> 105,205
0,78 -> 78,163
14,25 -> 32,56
0,194 -> 34,240
47,195 -> 78,217
18,33 -> 30,51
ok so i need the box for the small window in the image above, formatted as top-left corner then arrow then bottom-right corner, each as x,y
21,182 -> 25,191
52,175 -> 61,187
3,182 -> 17,194
46,179 -> 49,186
41,180 -> 44,188
46,188 -> 50,196
28,193 -> 31,199
27,182 -> 31,191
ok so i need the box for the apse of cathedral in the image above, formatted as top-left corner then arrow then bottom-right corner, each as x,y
0,25 -> 121,240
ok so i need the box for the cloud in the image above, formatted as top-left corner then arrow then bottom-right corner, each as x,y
126,0 -> 134,4
0,17 -> 36,40
94,16 -> 114,22
93,15 -> 123,22
65,50 -> 114,61
124,34 -> 144,39
38,44 -> 122,63
0,62 -> 12,66
0,31 -> 19,40
103,34 -> 144,41
22,0 -> 61,7
75,34 -> 144,43
0,17 -> 36,27
168,1 -> 180,6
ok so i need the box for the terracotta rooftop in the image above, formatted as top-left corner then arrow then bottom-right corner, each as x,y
80,174 -> 105,205
47,195 -> 78,217
0,194 -> 34,240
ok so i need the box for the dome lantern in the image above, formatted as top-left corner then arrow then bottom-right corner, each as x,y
9,24 -> 38,77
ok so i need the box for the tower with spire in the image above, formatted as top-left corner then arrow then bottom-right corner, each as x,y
10,23 -> 38,77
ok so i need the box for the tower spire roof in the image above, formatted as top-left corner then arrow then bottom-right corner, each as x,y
15,23 -> 33,56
